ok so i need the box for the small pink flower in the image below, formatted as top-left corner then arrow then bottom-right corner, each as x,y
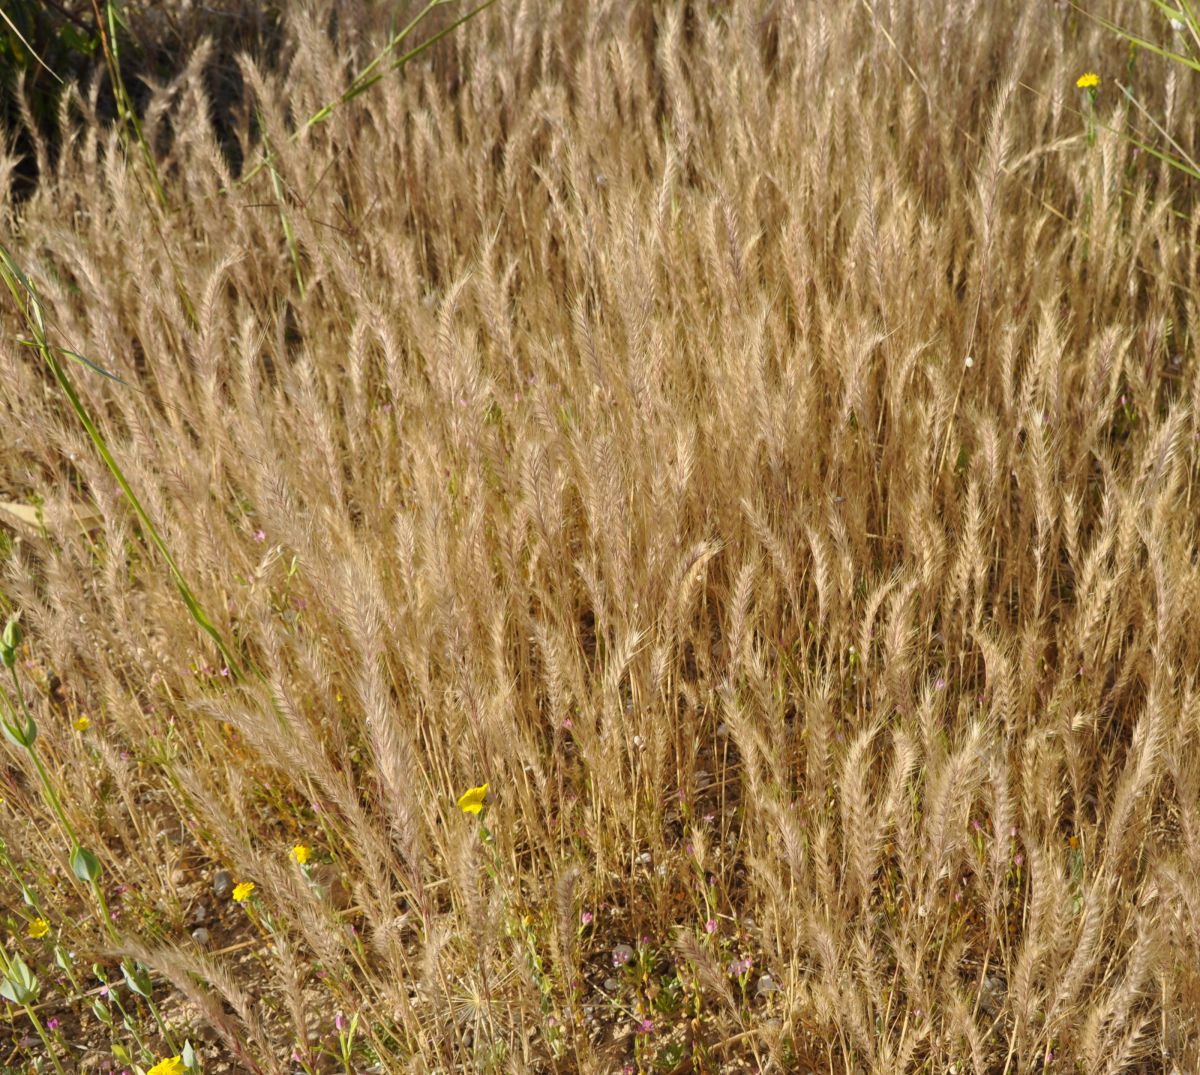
935,677 -> 946,691
1014,853 -> 1024,867
335,1011 -> 347,1032
46,1018 -> 59,1031
253,529 -> 266,542
705,918 -> 717,934
637,1018 -> 654,1034
581,911 -> 594,926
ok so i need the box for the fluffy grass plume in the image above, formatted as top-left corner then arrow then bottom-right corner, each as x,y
1,1 -> 1199,1072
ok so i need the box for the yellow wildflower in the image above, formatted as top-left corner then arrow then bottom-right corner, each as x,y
147,1057 -> 185,1075
74,715 -> 92,732
1076,72 -> 1100,89
232,881 -> 256,902
456,783 -> 489,815
27,917 -> 49,939
290,844 -> 311,866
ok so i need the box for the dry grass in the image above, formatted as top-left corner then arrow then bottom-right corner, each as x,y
2,1 -> 1200,1072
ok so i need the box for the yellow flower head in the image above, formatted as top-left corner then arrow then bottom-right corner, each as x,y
73,715 -> 92,732
456,783 -> 489,815
290,844 -> 311,866
232,881 -> 256,902
27,917 -> 49,939
147,1057 -> 185,1075
1076,72 -> 1100,89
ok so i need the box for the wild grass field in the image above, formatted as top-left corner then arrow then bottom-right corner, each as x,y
1,1 -> 1199,1072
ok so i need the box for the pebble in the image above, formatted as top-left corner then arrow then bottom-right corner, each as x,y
190,928 -> 210,946
979,974 -> 1005,1015
191,903 -> 208,925
171,868 -> 188,886
603,978 -> 619,991
756,973 -> 778,995
212,870 -> 233,899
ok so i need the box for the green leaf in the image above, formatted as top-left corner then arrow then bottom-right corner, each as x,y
1,715 -> 36,749
1149,0 -> 1185,18
1085,9 -> 1200,72
59,25 -> 99,56
1,612 -> 20,651
182,1041 -> 198,1070
0,956 -> 39,1004
70,846 -> 102,883
91,997 -> 111,1024
121,959 -> 152,998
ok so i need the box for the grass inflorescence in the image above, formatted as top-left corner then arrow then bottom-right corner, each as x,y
2,1 -> 1200,1072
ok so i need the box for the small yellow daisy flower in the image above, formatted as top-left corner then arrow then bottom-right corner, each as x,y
73,715 -> 92,732
27,917 -> 49,939
1076,72 -> 1100,89
147,1057 -> 185,1075
290,844 -> 311,866
456,783 -> 489,815
232,881 -> 256,902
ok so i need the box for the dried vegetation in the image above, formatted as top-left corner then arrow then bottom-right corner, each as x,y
2,1 -> 1200,1072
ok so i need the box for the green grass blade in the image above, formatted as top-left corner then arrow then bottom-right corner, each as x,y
1078,6 -> 1200,71
0,244 -> 238,674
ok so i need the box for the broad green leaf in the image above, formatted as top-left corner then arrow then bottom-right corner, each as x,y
70,846 -> 102,882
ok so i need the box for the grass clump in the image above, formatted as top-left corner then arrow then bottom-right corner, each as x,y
2,1 -> 1200,1072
